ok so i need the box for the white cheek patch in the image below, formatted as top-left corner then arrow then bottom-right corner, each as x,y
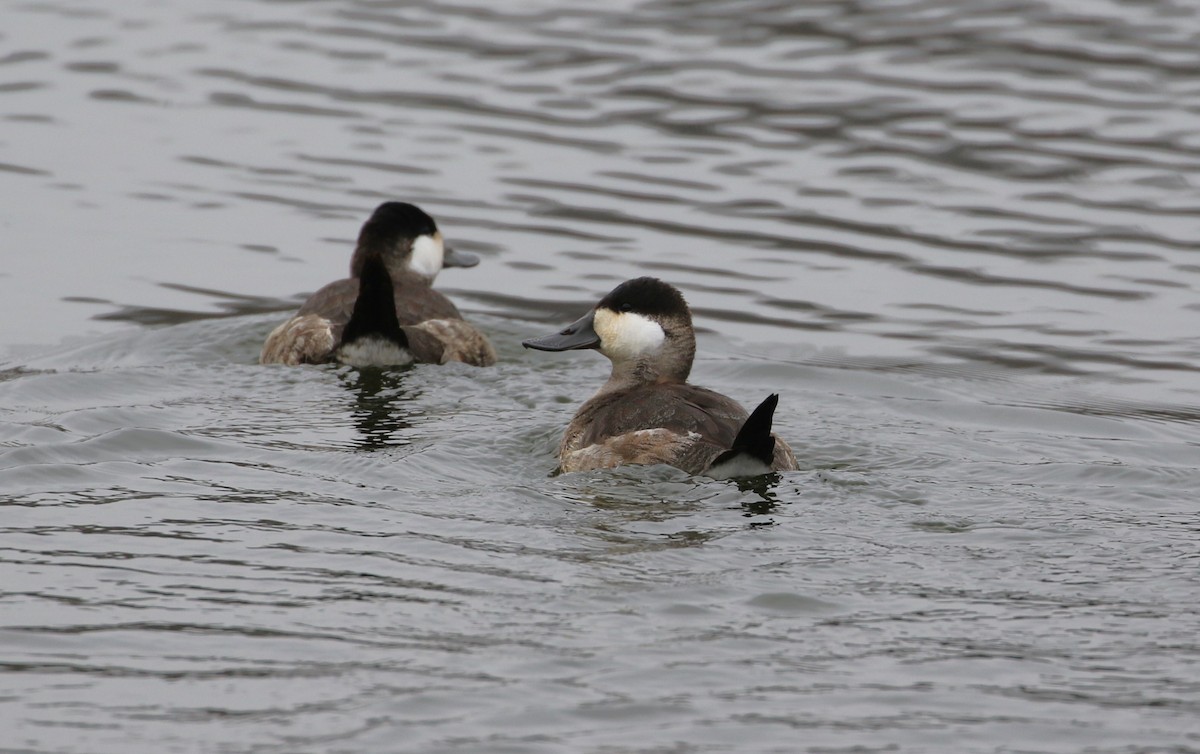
408,234 -> 443,278
593,309 -> 665,360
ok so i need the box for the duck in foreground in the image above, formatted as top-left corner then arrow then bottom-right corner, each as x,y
260,202 -> 496,367
523,277 -> 797,477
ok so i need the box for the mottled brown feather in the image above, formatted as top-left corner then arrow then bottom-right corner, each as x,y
412,319 -> 497,366
260,314 -> 336,366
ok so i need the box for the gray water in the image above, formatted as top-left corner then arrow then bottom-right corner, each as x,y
2,1 -> 1199,752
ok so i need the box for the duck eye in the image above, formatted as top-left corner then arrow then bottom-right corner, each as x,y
619,303 -> 632,313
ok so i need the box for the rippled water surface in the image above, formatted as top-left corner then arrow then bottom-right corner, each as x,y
3,1 -> 1200,752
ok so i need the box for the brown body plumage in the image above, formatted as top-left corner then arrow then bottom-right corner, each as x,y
559,382 -> 797,475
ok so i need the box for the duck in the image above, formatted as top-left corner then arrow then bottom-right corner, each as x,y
522,276 -> 797,477
260,202 -> 496,367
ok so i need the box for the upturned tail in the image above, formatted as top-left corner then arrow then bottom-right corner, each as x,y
707,393 -> 779,476
341,253 -> 408,350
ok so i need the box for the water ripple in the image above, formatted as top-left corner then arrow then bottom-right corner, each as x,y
4,0 -> 1200,751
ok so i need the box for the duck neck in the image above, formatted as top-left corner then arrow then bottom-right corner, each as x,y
601,358 -> 657,392
350,245 -> 431,286
599,350 -> 692,394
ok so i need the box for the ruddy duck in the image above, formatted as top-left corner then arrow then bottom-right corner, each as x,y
523,277 -> 797,477
260,202 -> 496,367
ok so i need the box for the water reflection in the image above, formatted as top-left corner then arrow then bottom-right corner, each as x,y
554,466 -> 787,550
734,472 -> 783,518
336,366 -> 417,451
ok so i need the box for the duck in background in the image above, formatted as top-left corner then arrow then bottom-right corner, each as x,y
261,202 -> 496,368
523,277 -> 797,477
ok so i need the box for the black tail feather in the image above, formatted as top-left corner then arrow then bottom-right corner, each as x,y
342,254 -> 407,348
711,393 -> 778,471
